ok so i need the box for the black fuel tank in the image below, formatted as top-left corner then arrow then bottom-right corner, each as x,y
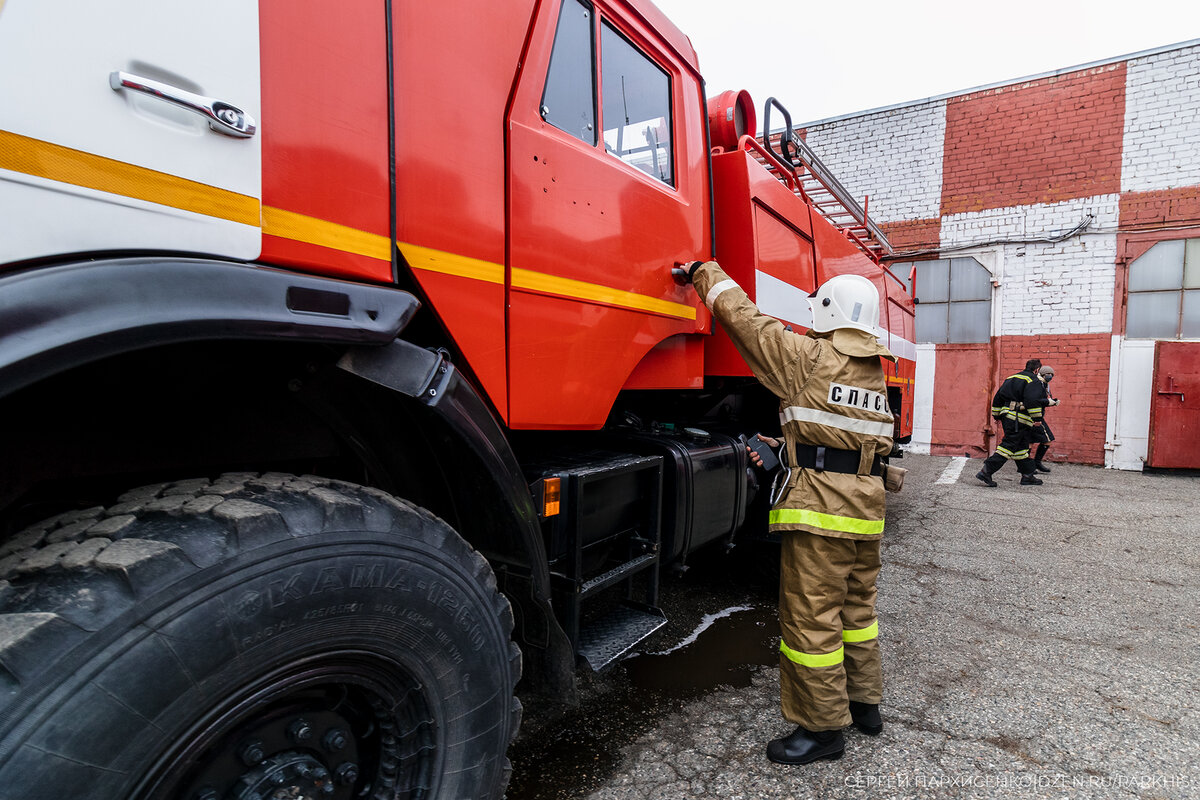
606,427 -> 749,566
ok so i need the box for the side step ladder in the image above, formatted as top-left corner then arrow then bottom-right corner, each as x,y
527,452 -> 667,672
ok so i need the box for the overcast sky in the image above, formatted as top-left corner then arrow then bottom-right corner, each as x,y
652,0 -> 1200,128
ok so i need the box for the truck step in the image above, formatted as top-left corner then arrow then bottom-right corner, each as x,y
576,604 -> 667,672
579,552 -> 658,599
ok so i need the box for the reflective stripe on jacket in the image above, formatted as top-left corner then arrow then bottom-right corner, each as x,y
693,261 -> 897,540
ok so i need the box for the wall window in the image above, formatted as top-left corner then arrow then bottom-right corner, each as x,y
600,22 -> 673,186
892,257 -> 991,343
1126,239 -> 1200,339
541,0 -> 596,144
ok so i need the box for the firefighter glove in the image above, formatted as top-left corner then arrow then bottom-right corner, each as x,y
672,261 -> 703,285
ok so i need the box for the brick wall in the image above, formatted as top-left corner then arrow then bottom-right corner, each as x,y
1122,44 -> 1200,193
803,100 -> 945,225
941,196 -> 1119,336
1120,186 -> 1200,230
879,218 -> 941,252
941,64 -> 1125,215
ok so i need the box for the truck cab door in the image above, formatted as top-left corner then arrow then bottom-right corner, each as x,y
506,0 -> 709,429
0,0 -> 260,265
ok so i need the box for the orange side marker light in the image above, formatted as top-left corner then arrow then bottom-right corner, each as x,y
542,476 -> 561,517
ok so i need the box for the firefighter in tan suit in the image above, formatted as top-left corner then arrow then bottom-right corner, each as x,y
678,260 -> 896,765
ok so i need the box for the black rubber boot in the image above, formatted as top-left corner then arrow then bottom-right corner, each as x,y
1034,444 -> 1050,471
1020,473 -> 1043,485
766,726 -> 845,765
848,701 -> 883,736
976,470 -> 997,487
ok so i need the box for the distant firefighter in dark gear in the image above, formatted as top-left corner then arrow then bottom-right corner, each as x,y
1030,365 -> 1059,472
676,259 -> 897,766
977,359 -> 1048,487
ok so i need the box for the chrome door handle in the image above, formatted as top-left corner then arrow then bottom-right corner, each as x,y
109,70 -> 257,138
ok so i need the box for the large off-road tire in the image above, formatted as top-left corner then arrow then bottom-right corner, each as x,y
0,473 -> 521,800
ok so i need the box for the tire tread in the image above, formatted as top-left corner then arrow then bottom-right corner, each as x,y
0,473 -> 522,787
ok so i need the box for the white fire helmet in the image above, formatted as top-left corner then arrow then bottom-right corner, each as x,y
807,274 -> 881,336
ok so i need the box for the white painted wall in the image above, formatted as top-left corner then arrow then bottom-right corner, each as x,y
802,100 -> 946,224
1122,43 -> 1200,192
940,196 -> 1119,336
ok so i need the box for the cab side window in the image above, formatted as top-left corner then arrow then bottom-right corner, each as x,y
541,0 -> 596,144
600,22 -> 673,186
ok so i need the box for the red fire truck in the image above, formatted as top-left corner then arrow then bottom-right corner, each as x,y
0,1 -> 913,797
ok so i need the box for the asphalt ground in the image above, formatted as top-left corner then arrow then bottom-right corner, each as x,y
508,453 -> 1200,800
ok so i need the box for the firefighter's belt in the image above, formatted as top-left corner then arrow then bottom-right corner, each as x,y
792,443 -> 883,476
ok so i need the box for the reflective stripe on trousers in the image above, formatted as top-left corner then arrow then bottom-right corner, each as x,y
842,620 -> 879,643
770,507 -> 884,536
780,641 -> 843,668
780,620 -> 879,666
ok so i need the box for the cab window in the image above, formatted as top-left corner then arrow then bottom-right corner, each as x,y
541,0 -> 596,144
600,22 -> 673,186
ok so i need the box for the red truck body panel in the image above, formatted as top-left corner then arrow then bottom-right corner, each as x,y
707,147 -> 817,376
391,1 -> 534,416
706,146 -> 916,435
259,2 -> 392,285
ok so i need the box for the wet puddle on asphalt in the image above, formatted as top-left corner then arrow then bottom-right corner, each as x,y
624,605 -> 779,691
506,604 -> 779,800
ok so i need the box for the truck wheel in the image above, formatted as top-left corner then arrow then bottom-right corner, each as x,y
0,473 -> 520,800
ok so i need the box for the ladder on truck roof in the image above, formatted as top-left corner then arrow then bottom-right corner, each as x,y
749,98 -> 893,263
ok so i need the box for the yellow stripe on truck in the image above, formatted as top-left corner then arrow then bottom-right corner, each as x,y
398,242 -> 504,284
512,267 -> 696,320
1,130 -> 699,322
0,129 -> 258,226
397,243 -> 698,321
264,206 -> 391,261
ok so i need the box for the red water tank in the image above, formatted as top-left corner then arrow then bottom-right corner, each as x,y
707,89 -> 755,151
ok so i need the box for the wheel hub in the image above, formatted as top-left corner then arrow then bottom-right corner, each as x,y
232,752 -> 332,799
184,702 -> 387,800
138,661 -> 431,800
